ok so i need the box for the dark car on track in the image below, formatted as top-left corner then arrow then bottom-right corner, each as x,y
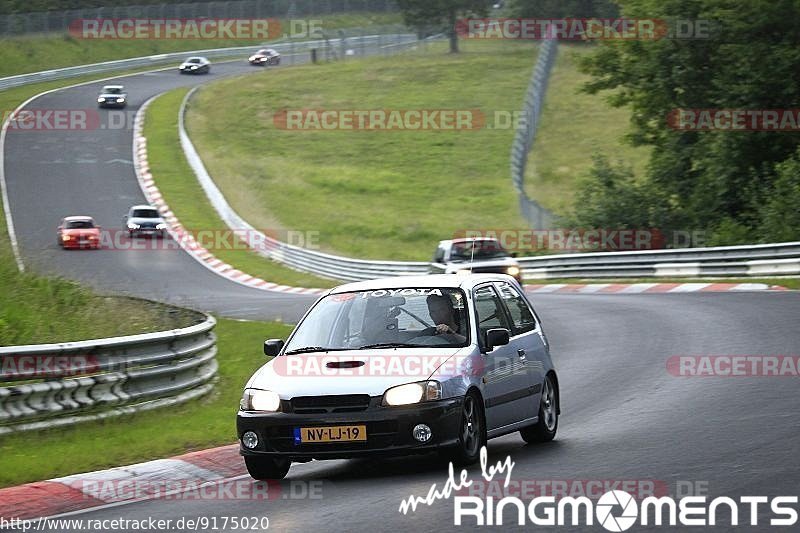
179,56 -> 210,74
123,205 -> 167,238
248,48 -> 281,66
96,85 -> 127,108
237,273 -> 558,480
430,237 -> 523,283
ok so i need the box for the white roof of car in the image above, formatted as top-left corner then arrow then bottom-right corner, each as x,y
328,273 -> 516,294
129,204 -> 157,211
102,85 -> 124,90
63,215 -> 94,221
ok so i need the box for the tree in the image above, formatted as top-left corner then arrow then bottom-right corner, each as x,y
575,0 -> 800,244
509,0 -> 618,19
396,0 -> 488,53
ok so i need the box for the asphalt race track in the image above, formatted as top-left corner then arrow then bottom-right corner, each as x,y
4,56 -> 800,532
42,292 -> 800,532
3,60 -> 327,322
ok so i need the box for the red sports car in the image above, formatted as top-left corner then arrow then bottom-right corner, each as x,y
57,216 -> 101,249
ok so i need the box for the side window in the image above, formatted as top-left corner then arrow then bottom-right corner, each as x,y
473,285 -> 512,347
497,282 -> 537,336
433,246 -> 445,263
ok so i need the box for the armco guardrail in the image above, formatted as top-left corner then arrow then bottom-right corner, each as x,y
510,37 -> 557,229
518,242 -> 800,279
0,314 -> 217,435
0,29 -> 413,91
175,40 -> 431,282
176,72 -> 800,282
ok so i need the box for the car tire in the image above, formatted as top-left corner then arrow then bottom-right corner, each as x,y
442,391 -> 486,466
520,374 -> 558,443
244,456 -> 290,480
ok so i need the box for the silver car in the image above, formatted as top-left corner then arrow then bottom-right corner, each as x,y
237,274 -> 559,480
123,205 -> 167,237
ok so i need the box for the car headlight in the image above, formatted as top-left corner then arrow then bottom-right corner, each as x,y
383,381 -> 441,406
62,235 -> 72,241
97,97 -> 105,102
190,65 -> 198,69
240,389 -> 281,412
116,98 -> 125,103
127,223 -> 140,230
507,266 -> 520,277
156,223 -> 167,230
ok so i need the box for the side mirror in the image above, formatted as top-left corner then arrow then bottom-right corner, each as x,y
122,215 -> 128,221
485,328 -> 510,351
264,339 -> 285,357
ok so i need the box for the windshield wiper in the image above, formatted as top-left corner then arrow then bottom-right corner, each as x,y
356,342 -> 420,350
284,346 -> 350,355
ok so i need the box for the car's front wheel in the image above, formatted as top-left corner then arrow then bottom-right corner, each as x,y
244,456 -> 290,480
442,391 -> 486,466
520,374 -> 558,443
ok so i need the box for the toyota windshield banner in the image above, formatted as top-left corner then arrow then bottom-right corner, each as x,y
1,0 -> 799,532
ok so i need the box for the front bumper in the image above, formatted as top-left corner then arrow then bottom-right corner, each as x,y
237,396 -> 462,460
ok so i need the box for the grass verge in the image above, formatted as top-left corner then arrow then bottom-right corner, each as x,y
524,44 -> 650,215
186,40 -> 538,261
0,318 -> 292,487
0,13 -> 403,78
143,88 -> 337,288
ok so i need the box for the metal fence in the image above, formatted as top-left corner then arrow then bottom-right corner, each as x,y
0,0 -> 399,36
0,314 -> 217,435
0,28 -> 412,92
510,37 -> 557,230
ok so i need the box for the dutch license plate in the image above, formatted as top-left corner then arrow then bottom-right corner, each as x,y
296,425 -> 367,443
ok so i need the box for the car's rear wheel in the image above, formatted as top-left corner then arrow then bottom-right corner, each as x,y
244,456 -> 290,480
520,374 -> 558,443
443,391 -> 485,466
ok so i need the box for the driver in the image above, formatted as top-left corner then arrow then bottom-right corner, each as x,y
422,294 -> 466,343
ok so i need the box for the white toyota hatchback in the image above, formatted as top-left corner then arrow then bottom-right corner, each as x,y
237,274 -> 559,480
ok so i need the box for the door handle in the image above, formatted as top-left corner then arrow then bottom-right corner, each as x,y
517,349 -> 526,359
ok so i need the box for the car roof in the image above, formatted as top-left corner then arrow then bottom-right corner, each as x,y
129,204 -> 158,211
63,215 -> 94,221
185,56 -> 207,61
439,237 -> 500,246
102,85 -> 124,90
328,273 -> 516,294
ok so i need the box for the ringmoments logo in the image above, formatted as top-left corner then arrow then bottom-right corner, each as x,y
398,448 -> 799,529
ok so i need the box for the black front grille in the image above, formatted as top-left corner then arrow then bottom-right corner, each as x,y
290,395 -> 371,414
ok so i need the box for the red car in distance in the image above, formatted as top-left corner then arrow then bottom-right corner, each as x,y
57,216 -> 101,249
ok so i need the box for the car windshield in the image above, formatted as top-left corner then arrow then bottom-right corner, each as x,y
103,87 -> 122,94
284,288 -> 470,352
64,220 -> 94,229
450,240 -> 510,261
257,49 -> 269,54
131,209 -> 159,218
187,58 -> 201,63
